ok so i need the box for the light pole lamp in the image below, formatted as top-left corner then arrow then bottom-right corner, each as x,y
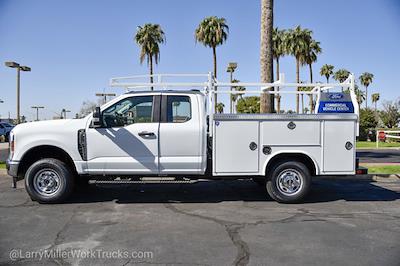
0,99 -> 4,103
61,109 -> 71,119
31,106 -> 44,121
226,62 -> 238,113
5,61 -> 31,124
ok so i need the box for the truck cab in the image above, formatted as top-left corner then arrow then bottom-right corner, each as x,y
85,91 -> 207,176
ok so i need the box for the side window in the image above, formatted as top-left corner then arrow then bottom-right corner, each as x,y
102,96 -> 154,127
167,96 -> 191,123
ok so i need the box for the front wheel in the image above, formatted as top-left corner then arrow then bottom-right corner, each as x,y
25,159 -> 74,203
266,161 -> 311,203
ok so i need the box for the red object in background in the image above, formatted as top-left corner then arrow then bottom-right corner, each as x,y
378,131 -> 386,141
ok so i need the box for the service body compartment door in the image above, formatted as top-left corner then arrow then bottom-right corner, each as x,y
323,121 -> 355,172
214,121 -> 259,174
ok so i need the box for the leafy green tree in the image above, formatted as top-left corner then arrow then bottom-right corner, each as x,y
359,72 -> 374,109
135,24 -> 166,88
236,96 -> 260,113
371,93 -> 380,110
380,101 -> 400,128
320,64 -> 334,83
359,108 -> 378,140
195,16 -> 229,111
230,79 -> 246,113
260,0 -> 274,113
285,26 -> 312,113
216,102 -> 225,114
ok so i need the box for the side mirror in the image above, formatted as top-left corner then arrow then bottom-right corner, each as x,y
92,107 -> 103,128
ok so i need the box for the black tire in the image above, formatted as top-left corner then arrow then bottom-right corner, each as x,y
266,161 -> 311,203
25,159 -> 74,203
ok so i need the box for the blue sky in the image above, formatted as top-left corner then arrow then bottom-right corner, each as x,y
0,0 -> 399,120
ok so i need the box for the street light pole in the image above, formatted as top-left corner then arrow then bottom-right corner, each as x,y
5,62 -> 31,124
226,62 -> 237,113
31,106 -> 44,121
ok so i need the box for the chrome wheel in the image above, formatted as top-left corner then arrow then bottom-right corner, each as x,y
33,169 -> 61,196
276,169 -> 303,196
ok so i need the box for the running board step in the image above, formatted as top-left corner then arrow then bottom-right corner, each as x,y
90,178 -> 198,185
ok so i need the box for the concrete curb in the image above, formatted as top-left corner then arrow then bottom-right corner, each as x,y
315,174 -> 400,182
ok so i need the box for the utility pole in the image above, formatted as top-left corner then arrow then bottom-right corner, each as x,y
31,106 -> 44,121
226,62 -> 237,113
61,109 -> 71,119
5,62 -> 31,124
96,92 -> 116,104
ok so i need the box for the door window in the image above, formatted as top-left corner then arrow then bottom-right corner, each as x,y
102,96 -> 154,127
167,96 -> 191,123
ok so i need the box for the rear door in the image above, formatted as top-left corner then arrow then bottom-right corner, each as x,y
158,94 -> 202,174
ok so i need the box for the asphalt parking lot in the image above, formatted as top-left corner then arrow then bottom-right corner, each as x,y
0,173 -> 399,266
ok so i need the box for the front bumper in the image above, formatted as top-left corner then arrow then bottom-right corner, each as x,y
6,160 -> 19,177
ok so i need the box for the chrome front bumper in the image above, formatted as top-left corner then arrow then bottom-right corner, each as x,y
6,160 -> 19,177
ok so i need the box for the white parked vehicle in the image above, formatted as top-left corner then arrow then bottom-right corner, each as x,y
7,73 -> 365,203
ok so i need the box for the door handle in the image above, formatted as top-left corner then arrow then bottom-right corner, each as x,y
138,131 -> 155,137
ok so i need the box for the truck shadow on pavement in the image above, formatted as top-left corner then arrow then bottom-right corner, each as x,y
64,179 -> 400,204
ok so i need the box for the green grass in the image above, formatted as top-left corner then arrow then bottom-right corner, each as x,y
0,162 -> 5,169
356,141 -> 400,149
360,164 -> 400,175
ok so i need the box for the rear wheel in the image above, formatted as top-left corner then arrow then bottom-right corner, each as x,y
25,159 -> 74,203
266,161 -> 311,203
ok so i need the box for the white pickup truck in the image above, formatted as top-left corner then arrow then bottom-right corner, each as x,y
7,73 -> 364,203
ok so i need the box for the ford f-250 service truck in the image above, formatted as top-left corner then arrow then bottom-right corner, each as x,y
6,73 -> 365,203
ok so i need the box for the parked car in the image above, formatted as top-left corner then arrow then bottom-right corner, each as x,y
0,122 -> 14,142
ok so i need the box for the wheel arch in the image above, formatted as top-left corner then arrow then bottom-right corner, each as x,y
263,151 -> 319,177
18,145 -> 77,177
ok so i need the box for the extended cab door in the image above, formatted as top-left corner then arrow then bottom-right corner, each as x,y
158,94 -> 203,174
85,94 -> 160,175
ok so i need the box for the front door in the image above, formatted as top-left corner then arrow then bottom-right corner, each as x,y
86,95 -> 160,175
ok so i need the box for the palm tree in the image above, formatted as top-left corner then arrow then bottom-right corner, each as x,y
301,38 -> 321,114
333,69 -> 350,83
298,83 -> 313,113
195,16 -> 229,111
371,93 -> 380,110
285,26 -> 312,113
216,103 -> 225,114
302,39 -> 321,83
260,0 -> 274,113
273,28 -> 286,113
135,24 -> 166,88
359,72 -> 374,109
230,79 -> 246,113
320,64 -> 334,83
333,69 -> 350,92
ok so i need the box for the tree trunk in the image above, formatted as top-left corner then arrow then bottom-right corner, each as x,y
301,94 -> 304,113
260,0 -> 274,113
276,57 -> 281,113
213,46 -> 218,112
365,85 -> 368,109
229,71 -> 233,113
296,58 -> 300,113
149,54 -> 154,91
